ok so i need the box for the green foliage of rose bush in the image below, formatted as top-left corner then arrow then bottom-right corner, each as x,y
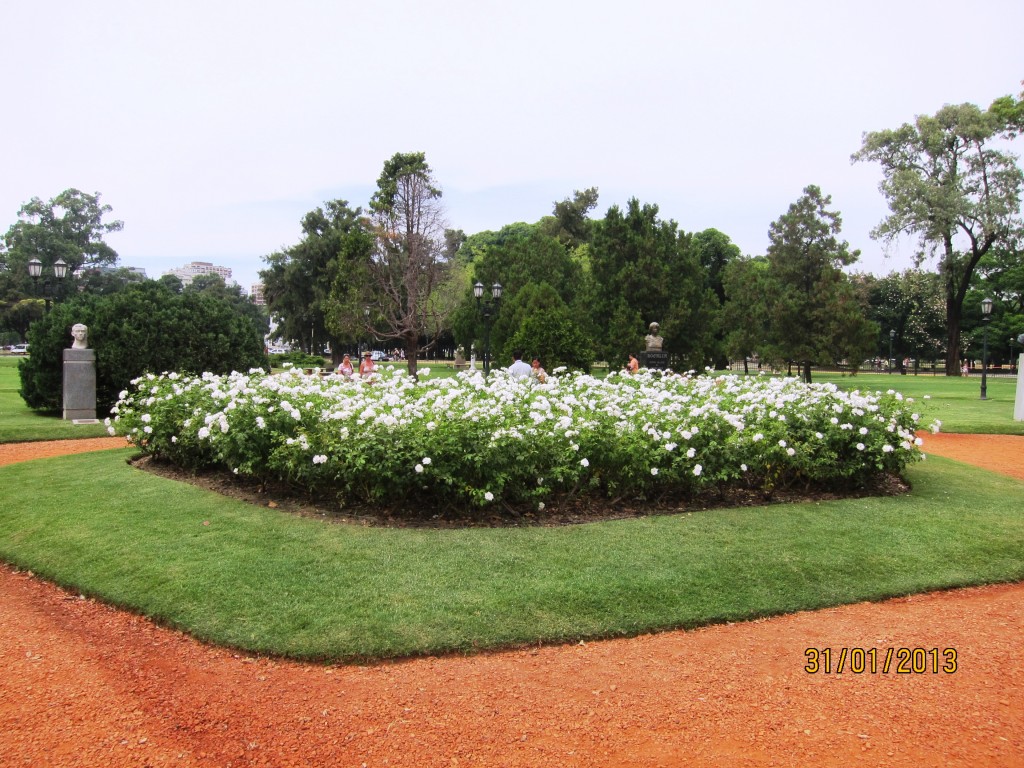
110,367 -> 935,514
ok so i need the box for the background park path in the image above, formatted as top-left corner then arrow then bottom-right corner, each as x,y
1,434 -> 1022,767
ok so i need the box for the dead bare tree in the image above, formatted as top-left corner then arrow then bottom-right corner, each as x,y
367,152 -> 457,378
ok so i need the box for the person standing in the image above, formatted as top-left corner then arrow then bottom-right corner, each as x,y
359,351 -> 375,378
507,350 -> 532,378
627,353 -> 640,374
530,358 -> 547,383
336,354 -> 354,377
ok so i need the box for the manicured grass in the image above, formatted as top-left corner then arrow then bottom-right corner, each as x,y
1,449 -> 1021,662
811,371 -> 1023,435
0,357 -> 108,442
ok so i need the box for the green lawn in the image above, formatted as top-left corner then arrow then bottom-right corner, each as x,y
1,447 -> 1021,662
0,357 -> 108,442
1,355 -> 1021,662
811,371 -> 1022,435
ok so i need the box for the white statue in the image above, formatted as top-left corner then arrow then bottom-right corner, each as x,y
71,323 -> 89,350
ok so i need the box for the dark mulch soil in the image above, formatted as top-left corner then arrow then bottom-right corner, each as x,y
130,454 -> 912,529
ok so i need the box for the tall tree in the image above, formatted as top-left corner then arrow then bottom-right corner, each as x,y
721,255 -> 771,373
760,185 -> 877,382
1,189 -> 123,333
692,228 -> 742,369
989,82 -> 1024,137
589,199 -> 709,368
970,244 -> 1024,364
541,187 -> 600,248
852,98 -> 1023,374
260,199 -> 371,359
861,269 -> 947,368
366,152 -> 457,378
502,282 -> 594,372
449,222 -> 594,364
1,189 -> 122,285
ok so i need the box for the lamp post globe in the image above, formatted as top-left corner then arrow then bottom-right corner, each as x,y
26,257 -> 69,313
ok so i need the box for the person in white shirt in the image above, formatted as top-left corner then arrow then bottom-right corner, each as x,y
507,350 -> 532,378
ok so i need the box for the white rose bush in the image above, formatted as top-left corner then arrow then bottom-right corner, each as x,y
109,367 -> 933,516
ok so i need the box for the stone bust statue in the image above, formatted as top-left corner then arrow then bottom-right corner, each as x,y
71,323 -> 89,350
645,322 -> 663,352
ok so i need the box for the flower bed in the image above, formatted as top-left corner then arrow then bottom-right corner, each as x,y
110,368 -> 934,516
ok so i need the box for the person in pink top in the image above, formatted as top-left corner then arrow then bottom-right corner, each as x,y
336,354 -> 354,377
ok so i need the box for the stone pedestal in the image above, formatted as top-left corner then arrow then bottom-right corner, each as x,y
63,348 -> 97,421
642,351 -> 669,370
1015,353 -> 1024,422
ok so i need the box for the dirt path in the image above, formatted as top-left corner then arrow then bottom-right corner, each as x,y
0,435 -> 125,466
1,434 -> 1022,767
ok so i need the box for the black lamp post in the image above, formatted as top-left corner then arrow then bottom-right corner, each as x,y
888,329 -> 895,375
363,305 -> 371,357
980,297 -> 993,400
473,281 -> 502,376
27,257 -> 69,313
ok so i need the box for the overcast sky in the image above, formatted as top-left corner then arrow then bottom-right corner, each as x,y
2,0 -> 1022,292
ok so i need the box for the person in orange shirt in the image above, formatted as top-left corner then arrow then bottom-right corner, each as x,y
627,353 -> 639,374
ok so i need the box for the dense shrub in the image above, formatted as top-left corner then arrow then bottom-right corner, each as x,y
498,282 -> 594,372
111,367 -> 934,514
19,282 -> 267,413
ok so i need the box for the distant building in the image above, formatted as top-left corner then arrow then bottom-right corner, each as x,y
163,261 -> 233,287
250,282 -> 266,306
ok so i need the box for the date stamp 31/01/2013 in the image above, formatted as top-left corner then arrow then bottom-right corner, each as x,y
804,647 -> 957,675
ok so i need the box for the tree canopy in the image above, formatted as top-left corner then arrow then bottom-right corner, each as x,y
757,185 -> 877,381
588,199 -> 710,368
261,199 -> 372,359
1,189 -> 123,339
852,98 -> 1023,373
2,189 -> 123,278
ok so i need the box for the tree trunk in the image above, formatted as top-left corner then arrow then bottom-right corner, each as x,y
404,334 -> 419,380
945,294 -> 962,376
942,232 -> 994,376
